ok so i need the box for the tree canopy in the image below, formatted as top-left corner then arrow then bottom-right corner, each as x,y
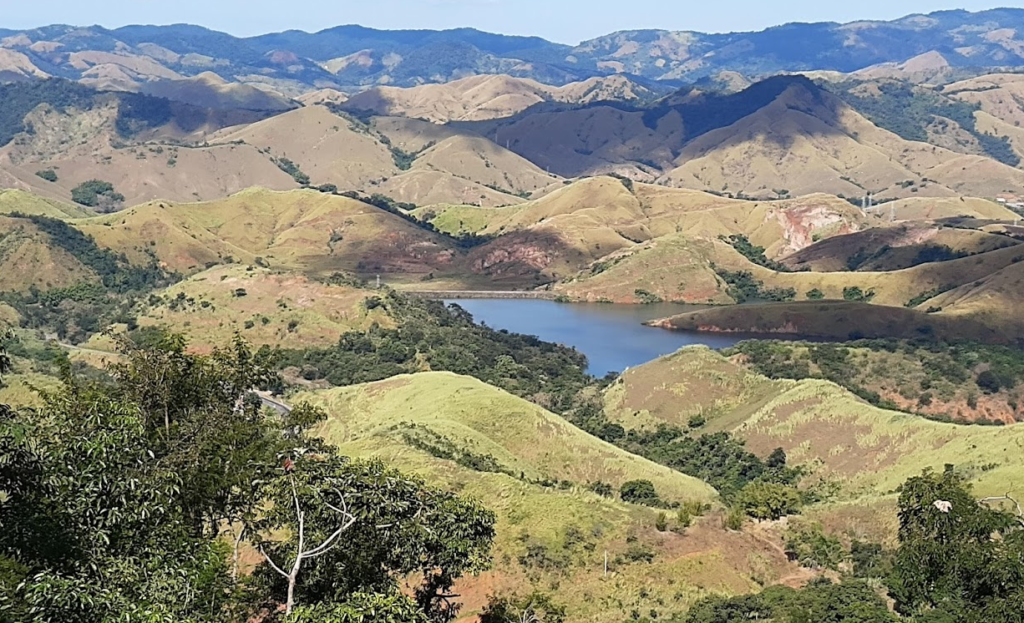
0,333 -> 495,622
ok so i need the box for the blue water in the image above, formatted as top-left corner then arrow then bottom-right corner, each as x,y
446,300 -> 763,376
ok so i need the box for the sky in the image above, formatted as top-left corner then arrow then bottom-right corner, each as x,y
0,0 -> 1015,44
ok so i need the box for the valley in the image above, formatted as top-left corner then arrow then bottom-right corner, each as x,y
3,7 -> 1024,623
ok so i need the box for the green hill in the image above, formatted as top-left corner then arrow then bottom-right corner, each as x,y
299,372 -> 806,622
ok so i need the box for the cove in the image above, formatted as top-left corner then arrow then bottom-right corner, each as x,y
447,299 -> 806,376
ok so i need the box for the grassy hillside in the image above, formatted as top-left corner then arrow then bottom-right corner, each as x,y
77,188 -> 460,278
0,214 -> 99,291
127,265 -> 391,351
0,189 -> 90,219
604,346 -> 1024,512
301,372 -> 807,622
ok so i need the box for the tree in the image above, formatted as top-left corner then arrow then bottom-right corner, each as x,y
1,334 -> 495,621
258,457 -> 357,615
35,169 -> 57,182
887,466 -> 1024,619
70,179 -> 124,210
251,451 -> 495,622
736,480 -> 801,520
620,479 -> 662,506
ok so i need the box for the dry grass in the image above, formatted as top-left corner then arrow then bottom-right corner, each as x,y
129,264 -> 391,351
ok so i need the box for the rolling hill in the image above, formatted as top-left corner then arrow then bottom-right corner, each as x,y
299,372 -> 809,622
604,346 -> 1024,534
76,187 -> 460,278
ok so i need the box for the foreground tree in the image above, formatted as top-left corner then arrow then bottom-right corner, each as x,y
888,466 -> 1024,621
253,450 -> 495,621
0,333 -> 495,622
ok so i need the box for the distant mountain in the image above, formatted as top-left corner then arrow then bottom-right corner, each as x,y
2,9 -> 1024,92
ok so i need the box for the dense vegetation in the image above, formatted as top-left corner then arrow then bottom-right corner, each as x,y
274,157 -> 311,185
720,234 -> 793,272
714,268 -> 797,303
728,339 -> 1024,424
568,402 -> 800,509
0,334 -> 495,622
70,179 -> 125,210
685,468 -> 1024,623
277,292 -> 591,412
831,80 -> 1021,167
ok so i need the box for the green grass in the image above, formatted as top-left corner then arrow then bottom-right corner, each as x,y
609,347 -> 1024,504
294,372 -> 800,622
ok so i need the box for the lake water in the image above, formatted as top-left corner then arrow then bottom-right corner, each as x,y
446,299 -> 776,376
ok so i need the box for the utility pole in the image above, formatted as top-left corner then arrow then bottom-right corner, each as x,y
604,550 -> 608,577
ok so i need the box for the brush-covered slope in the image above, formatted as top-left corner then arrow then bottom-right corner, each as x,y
300,372 -> 805,622
604,347 -> 1024,502
0,214 -> 98,291
661,79 -> 1024,199
649,299 -> 1021,344
130,265 -> 391,351
308,372 -> 717,503
0,96 -> 297,206
781,225 -> 1020,272
461,177 -> 871,285
77,188 -> 459,277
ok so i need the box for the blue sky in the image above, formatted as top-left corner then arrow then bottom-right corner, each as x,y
0,1 -> 1014,43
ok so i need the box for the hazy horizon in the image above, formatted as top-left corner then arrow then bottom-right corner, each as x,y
0,1 -> 1016,44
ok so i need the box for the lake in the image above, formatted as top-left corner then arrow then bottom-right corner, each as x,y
446,299 -> 790,376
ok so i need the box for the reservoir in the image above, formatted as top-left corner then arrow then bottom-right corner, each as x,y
447,299 -> 789,376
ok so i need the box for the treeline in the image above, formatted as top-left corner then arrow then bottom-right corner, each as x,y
276,292 -> 591,412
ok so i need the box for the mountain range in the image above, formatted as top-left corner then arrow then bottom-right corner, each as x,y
3,9 -> 1024,92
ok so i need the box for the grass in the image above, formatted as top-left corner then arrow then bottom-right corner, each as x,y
118,265 -> 392,351
294,372 -> 804,622
0,189 -> 90,219
606,346 -> 1024,534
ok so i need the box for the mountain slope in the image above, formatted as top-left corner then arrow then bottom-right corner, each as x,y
77,188 -> 460,277
605,347 -> 1024,502
5,10 -> 1024,89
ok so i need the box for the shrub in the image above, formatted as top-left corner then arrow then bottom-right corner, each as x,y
843,286 -> 876,302
737,481 -> 802,520
71,179 -> 124,210
35,169 -> 58,182
784,522 -> 846,570
806,288 -> 824,300
620,479 -> 663,507
723,506 -> 745,531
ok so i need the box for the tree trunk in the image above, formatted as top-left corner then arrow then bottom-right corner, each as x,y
286,571 -> 297,614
